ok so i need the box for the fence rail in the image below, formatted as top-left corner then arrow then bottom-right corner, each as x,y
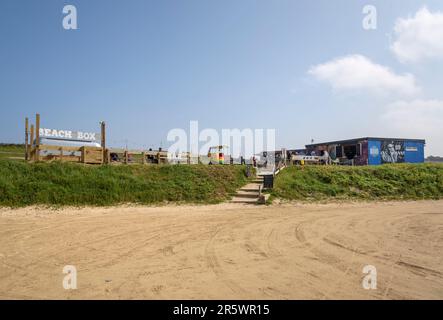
24,114 -> 254,167
29,145 -> 104,164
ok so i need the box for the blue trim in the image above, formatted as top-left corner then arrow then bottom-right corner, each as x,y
368,140 -> 381,165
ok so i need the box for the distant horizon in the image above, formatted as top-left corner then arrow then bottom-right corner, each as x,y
2,141 -> 443,158
2,116 -> 438,156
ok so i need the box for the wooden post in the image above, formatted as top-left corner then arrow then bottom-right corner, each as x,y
101,121 -> 106,164
142,152 -> 146,165
81,146 -> 86,163
59,147 -> 64,161
25,118 -> 29,161
125,151 -> 129,164
30,125 -> 34,161
35,114 -> 40,161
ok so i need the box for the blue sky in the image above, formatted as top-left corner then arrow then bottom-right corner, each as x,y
1,0 -> 443,155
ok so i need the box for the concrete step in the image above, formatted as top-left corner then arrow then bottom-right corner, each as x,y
242,182 -> 262,187
239,188 -> 260,192
230,197 -> 259,204
229,180 -> 264,205
234,192 -> 260,199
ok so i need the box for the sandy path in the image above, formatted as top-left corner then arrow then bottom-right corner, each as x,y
0,201 -> 442,299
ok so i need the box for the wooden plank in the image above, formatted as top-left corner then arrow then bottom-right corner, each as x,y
37,145 -> 103,152
107,148 -> 126,154
30,125 -> 35,162
82,146 -> 103,152
147,151 -> 168,157
38,145 -> 82,152
83,147 -> 104,164
30,125 -> 34,147
85,150 -> 103,158
35,114 -> 40,161
41,155 -> 80,163
81,146 -> 86,164
29,147 -> 34,160
107,149 -> 169,158
108,148 -> 143,155
101,121 -> 106,164
142,152 -> 146,164
25,118 -> 29,161
84,157 -> 102,164
127,150 -> 143,155
59,155 -> 80,163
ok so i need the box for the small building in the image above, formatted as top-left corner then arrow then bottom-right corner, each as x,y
305,137 -> 425,165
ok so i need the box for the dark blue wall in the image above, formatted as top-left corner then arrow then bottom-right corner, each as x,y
404,141 -> 425,163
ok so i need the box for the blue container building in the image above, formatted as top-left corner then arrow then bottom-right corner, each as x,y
304,137 -> 425,165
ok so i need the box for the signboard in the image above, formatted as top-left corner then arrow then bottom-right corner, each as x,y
369,146 -> 379,157
39,128 -> 101,143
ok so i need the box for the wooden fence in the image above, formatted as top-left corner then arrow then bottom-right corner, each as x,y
28,145 -> 104,164
25,114 -> 107,165
107,148 -> 169,165
24,113 -> 246,166
27,145 -> 175,165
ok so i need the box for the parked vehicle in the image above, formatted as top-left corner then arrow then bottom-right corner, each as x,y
291,154 -> 329,165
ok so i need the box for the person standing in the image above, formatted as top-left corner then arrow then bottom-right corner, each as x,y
323,150 -> 330,165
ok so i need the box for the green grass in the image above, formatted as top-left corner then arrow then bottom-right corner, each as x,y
0,144 -> 25,161
0,160 -> 253,207
271,163 -> 443,201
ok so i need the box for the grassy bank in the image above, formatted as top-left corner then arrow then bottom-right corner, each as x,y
272,163 -> 443,201
0,144 -> 25,161
0,160 -> 252,207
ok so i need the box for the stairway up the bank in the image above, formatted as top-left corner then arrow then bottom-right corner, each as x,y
230,176 -> 264,204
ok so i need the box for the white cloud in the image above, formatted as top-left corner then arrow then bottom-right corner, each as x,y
308,54 -> 420,96
381,99 -> 443,155
391,7 -> 443,63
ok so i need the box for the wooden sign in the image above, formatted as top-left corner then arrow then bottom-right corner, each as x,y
39,128 -> 101,143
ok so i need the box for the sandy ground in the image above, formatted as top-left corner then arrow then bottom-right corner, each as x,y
0,200 -> 442,300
